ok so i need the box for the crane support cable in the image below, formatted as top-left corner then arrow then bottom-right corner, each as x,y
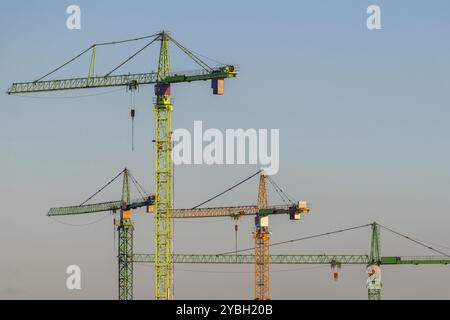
267,176 -> 296,204
378,224 -> 450,258
267,177 -> 289,206
167,35 -> 214,72
105,36 -> 160,77
34,33 -> 160,82
191,170 -> 262,209
79,168 -> 126,206
129,172 -> 150,199
34,46 -> 93,82
130,173 -> 150,197
188,49 -> 227,67
130,175 -> 145,200
94,33 -> 160,47
217,223 -> 373,255
266,176 -> 293,206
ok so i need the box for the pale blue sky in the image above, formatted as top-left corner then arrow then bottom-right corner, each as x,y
1,0 -> 450,299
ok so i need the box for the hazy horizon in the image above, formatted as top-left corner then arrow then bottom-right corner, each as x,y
1,0 -> 450,299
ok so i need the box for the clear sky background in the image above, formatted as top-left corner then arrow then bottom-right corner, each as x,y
1,0 -> 450,299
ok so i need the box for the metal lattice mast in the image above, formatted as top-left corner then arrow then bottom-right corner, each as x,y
367,222 -> 382,300
254,231 -> 270,299
254,173 -> 270,300
118,168 -> 134,300
257,173 -> 268,209
154,32 -> 173,300
8,32 -> 237,301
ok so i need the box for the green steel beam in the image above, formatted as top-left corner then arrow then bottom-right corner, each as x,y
154,31 -> 173,300
118,168 -> 133,300
7,68 -> 238,94
368,223 -> 382,300
133,254 -> 370,265
48,200 -> 122,216
380,256 -> 450,265
47,198 -> 153,216
133,253 -> 450,266
118,219 -> 134,300
369,222 -> 381,265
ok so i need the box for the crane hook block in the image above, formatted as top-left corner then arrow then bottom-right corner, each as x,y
131,109 -> 135,118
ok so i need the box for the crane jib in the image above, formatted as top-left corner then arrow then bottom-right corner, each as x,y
7,68 -> 238,95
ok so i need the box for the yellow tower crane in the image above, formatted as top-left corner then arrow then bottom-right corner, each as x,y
7,31 -> 238,300
160,171 -> 311,300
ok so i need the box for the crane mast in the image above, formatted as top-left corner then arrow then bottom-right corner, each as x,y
8,31 -> 238,299
367,222 -> 382,300
156,172 -> 310,300
47,168 -> 154,300
118,169 -> 133,300
135,221 -> 450,299
254,173 -> 270,300
154,32 -> 173,300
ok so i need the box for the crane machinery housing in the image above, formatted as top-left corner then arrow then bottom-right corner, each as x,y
8,31 -> 238,300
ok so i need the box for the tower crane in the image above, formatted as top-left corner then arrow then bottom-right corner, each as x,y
135,222 -> 450,300
7,31 -> 238,299
150,171 -> 311,300
47,168 -> 154,300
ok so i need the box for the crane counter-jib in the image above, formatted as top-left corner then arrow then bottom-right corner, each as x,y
380,256 -> 450,265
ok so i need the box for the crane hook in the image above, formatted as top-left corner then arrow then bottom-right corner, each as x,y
128,81 -> 138,151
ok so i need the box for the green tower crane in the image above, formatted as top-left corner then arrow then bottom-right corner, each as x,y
134,222 -> 450,299
367,222 -> 382,300
47,168 -> 154,300
7,31 -> 238,299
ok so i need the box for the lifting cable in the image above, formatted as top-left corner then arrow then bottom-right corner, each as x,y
34,33 -> 160,82
378,224 -> 450,258
129,86 -> 137,151
79,168 -> 126,206
191,170 -> 262,209
217,223 -> 373,255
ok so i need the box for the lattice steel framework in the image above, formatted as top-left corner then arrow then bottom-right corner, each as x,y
154,31 -> 173,300
8,31 -> 238,300
118,218 -> 134,300
118,169 -> 133,300
254,230 -> 270,300
368,222 -> 382,300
